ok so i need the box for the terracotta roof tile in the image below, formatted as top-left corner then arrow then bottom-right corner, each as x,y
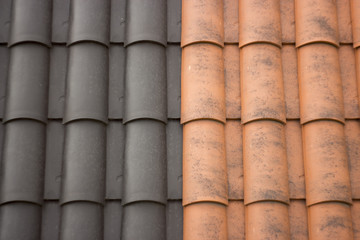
224,0 -> 239,44
227,200 -> 245,240
352,200 -> 360,239
41,201 -> 60,240
184,202 -> 227,240
289,200 -> 308,240
243,120 -> 289,205
295,0 -> 339,47
225,120 -> 243,200
280,0 -> 295,44
355,48 -> 360,106
337,0 -> 353,44
239,0 -> 282,48
224,45 -> 241,119
245,201 -> 290,239
302,120 -> 352,205
282,45 -> 300,119
350,0 -> 360,48
308,202 -> 353,239
240,43 -> 286,124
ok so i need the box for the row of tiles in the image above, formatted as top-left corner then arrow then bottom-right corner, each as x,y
0,0 -> 181,44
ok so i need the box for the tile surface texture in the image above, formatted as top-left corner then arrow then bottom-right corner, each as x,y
1,0 -> 360,239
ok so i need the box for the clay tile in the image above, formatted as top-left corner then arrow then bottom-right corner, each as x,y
243,120 -> 289,205
356,49 -> 360,105
122,202 -> 166,240
340,45 -> 360,119
67,0 -> 110,46
122,120 -> 166,205
337,0 -> 353,44
167,201 -> 183,240
0,0 -> 11,43
245,202 -> 290,239
280,0 -> 296,44
184,202 -> 227,240
351,0 -> 360,48
167,0 -> 182,43
0,45 -> 9,119
8,0 -> 52,47
224,45 -> 241,119
344,120 -> 360,199
0,120 -> 45,205
183,120 -> 227,206
41,201 -> 61,240
225,120 -> 243,200
289,200 -> 308,239
125,0 -> 166,47
60,202 -> 103,240
352,201 -> 360,239
240,44 -> 286,124
302,120 -> 352,205
308,202 -> 353,239
298,44 -> 344,124
295,0 -> 339,47
63,43 -> 108,124
224,0 -> 239,44
104,201 -> 122,240
4,44 -> 49,124
110,0 -> 126,43
227,201 -> 245,240
181,44 -> 226,124
51,0 -> 70,44
124,43 -> 167,124
0,202 -> 41,240
286,120 -> 305,199
167,44 -> 182,119
239,0 -> 282,48
61,121 -> 106,205
282,45 -> 300,119
181,0 -> 224,48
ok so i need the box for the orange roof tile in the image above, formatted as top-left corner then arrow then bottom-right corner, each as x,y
350,0 -> 360,47
223,0 -> 238,44
336,0 -> 353,44
289,200 -> 308,239
227,201 -> 245,240
280,0 -> 295,44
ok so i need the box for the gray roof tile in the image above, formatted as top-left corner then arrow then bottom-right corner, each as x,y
51,0 -> 70,43
0,0 -> 11,43
41,201 -> 60,240
110,0 -> 126,43
167,0 -> 182,43
166,200 -> 183,240
0,45 -> 9,119
167,44 -> 181,118
104,201 -> 122,240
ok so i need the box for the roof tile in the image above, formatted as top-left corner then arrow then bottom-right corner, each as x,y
224,45 -> 241,119
104,200 -> 122,240
48,45 -> 67,119
60,202 -> 103,240
181,0 -> 224,47
298,44 -> 344,124
122,202 -> 166,240
0,45 -> 9,119
41,201 -> 60,240
240,43 -> 286,124
302,120 -> 352,205
282,45 -> 300,119
167,0 -> 182,43
184,202 -> 227,240
225,120 -> 243,200
4,43 -> 49,123
51,0 -> 70,43
280,0 -> 295,44
44,121 -> 64,200
64,43 -> 108,124
108,44 -> 125,120
122,119 -> 166,205
339,45 -> 360,119
308,202 -> 353,239
289,200 -> 308,240
352,200 -> 360,239
106,121 -> 124,200
243,120 -> 289,204
0,120 -> 45,205
67,0 -> 110,46
356,48 -> 360,106
239,0 -> 282,48
0,202 -> 41,240
124,43 -> 167,124
181,43 -> 225,124
0,0 -> 11,43
245,202 -> 290,239
183,120 -> 227,206
286,120 -> 305,199
295,0 -> 339,47
167,120 -> 183,200
350,0 -> 360,48
61,120 -> 106,205
125,0 -> 166,47
166,200 -> 183,240
110,0 -> 126,43
227,201 -> 245,240
167,44 -> 182,119
224,0 -> 239,43
336,0 -> 353,44
8,0 -> 52,47
344,120 -> 360,199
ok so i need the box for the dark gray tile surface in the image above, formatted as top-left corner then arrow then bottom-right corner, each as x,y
51,0 -> 70,43
0,0 -> 11,43
0,45 -> 9,119
104,200 -> 122,240
167,44 -> 181,118
41,201 -> 61,240
110,0 -> 126,43
167,200 -> 183,240
167,0 -> 182,43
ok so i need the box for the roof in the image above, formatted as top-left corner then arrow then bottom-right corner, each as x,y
0,0 -> 360,239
